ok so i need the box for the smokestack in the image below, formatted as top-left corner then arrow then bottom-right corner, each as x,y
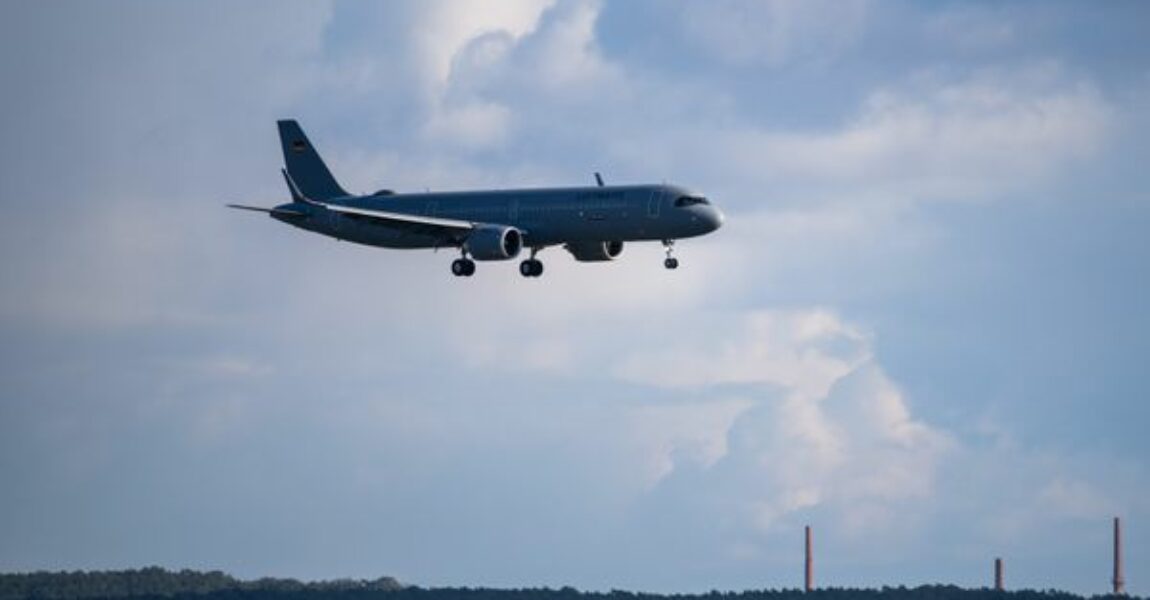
1113,517 -> 1125,596
994,558 -> 1004,592
805,525 -> 813,593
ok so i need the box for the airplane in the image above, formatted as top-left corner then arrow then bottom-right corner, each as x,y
229,120 -> 724,277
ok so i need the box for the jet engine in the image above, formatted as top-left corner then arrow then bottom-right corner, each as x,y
564,241 -> 624,262
466,225 -> 523,261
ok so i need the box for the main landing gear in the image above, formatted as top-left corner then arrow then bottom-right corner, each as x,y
451,252 -> 476,277
662,239 -> 679,270
519,248 -> 544,278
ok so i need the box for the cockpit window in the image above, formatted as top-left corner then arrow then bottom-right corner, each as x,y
674,195 -> 709,207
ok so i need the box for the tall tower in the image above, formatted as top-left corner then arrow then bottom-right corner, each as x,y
1113,517 -> 1125,596
805,525 -> 813,593
994,558 -> 1004,592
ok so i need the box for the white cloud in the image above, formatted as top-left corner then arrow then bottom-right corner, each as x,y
627,399 -> 755,489
349,2 -> 1111,220
418,0 -> 556,91
616,309 -> 953,539
616,309 -> 869,396
425,0 -> 621,148
924,6 -> 1016,52
1037,477 -> 1116,520
679,0 -> 869,68
424,101 -> 513,148
514,0 -> 610,91
415,0 -> 566,148
717,65 -> 1112,201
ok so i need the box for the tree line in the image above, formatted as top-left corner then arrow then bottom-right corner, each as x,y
0,568 -> 400,600
0,569 -> 1139,600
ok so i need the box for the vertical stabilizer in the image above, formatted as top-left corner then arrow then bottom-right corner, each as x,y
277,119 -> 349,200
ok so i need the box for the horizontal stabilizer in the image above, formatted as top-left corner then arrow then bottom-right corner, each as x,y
226,204 -> 305,218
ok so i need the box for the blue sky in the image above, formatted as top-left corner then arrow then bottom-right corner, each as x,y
1,0 -> 1148,595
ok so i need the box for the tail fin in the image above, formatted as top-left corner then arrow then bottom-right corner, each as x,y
277,119 -> 349,200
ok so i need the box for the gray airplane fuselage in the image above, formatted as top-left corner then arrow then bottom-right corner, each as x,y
230,119 -> 723,276
273,183 -> 723,250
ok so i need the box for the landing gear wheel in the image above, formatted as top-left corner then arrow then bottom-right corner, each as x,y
519,259 -> 544,277
452,258 -> 476,277
664,257 -> 679,270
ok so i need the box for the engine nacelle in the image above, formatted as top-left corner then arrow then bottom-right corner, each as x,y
564,241 -> 624,262
466,225 -> 523,261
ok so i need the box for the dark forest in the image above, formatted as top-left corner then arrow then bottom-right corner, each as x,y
0,569 -> 1138,600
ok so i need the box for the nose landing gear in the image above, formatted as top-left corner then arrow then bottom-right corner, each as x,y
662,240 -> 679,269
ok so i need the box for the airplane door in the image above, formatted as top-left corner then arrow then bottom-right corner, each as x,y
647,189 -> 662,219
426,201 -> 438,217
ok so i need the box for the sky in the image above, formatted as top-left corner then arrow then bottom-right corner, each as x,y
1,0 -> 1149,596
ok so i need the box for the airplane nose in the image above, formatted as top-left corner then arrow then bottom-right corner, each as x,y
707,207 -> 724,231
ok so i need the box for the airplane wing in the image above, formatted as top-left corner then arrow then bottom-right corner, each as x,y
280,166 -> 478,236
320,202 -> 488,244
253,169 -> 523,243
319,202 -> 475,232
229,198 -> 484,239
